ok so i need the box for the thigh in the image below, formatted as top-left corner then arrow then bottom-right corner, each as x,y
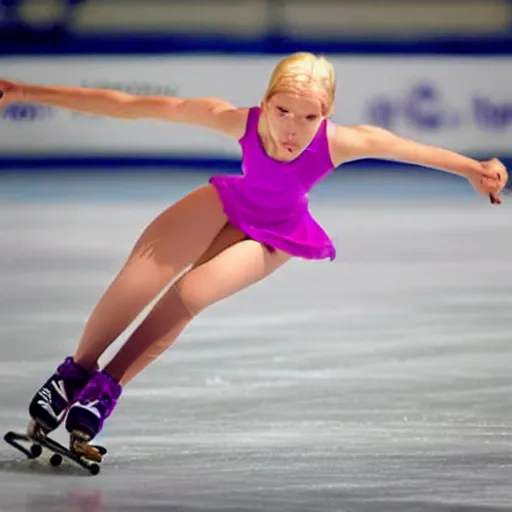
126,184 -> 228,274
192,222 -> 248,269
175,239 -> 292,314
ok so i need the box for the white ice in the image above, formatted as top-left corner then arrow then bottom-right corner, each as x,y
0,169 -> 511,512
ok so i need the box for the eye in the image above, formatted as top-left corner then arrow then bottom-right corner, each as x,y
277,106 -> 288,115
306,115 -> 318,121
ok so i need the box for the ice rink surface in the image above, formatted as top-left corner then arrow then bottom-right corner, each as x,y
0,168 -> 511,512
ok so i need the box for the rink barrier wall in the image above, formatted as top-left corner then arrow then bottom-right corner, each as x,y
0,53 -> 511,172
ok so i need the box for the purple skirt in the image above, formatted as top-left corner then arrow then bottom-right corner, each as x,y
210,175 -> 336,261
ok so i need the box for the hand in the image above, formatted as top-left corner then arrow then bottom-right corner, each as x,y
0,79 -> 25,108
469,158 -> 509,205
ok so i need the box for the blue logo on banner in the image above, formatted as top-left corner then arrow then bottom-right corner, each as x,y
368,82 -> 512,131
1,103 -> 54,121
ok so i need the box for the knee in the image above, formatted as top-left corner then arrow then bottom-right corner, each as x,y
119,257 -> 176,292
172,276 -> 207,317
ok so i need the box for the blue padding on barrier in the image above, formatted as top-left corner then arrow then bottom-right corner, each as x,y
0,155 -> 510,174
0,156 -> 243,171
1,32 -> 512,56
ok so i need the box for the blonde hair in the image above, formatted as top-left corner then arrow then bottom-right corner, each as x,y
262,52 -> 336,117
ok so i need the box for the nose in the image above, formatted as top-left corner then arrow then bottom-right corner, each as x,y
284,119 -> 298,137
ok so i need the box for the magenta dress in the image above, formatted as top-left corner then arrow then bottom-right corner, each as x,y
209,107 -> 337,260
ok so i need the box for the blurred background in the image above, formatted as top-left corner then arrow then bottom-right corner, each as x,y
2,3 -> 512,511
0,0 -> 511,177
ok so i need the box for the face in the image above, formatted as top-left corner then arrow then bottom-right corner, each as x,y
263,92 -> 325,155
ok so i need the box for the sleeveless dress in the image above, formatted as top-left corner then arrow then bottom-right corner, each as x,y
209,106 -> 337,260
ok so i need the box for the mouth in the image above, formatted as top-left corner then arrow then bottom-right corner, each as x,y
281,142 -> 297,152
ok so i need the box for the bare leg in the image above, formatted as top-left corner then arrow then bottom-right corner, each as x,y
103,232 -> 292,385
73,184 -> 227,370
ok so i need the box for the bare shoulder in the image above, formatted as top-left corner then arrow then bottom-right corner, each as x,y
326,123 -> 386,166
214,104 -> 249,139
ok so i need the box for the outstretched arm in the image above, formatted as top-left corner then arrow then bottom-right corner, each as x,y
0,79 -> 246,138
331,124 -> 509,204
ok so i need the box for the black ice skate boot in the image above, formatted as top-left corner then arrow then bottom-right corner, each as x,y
27,356 -> 96,437
65,370 -> 122,446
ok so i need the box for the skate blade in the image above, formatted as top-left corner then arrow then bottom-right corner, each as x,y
4,430 -> 105,475
4,431 -> 42,460
70,431 -> 103,463
72,442 -> 103,463
26,418 -> 50,439
26,422 -> 107,457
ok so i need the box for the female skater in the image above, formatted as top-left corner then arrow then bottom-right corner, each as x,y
0,52 -> 507,449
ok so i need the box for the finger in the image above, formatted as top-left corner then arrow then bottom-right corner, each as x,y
486,157 -> 503,169
480,178 -> 499,192
489,193 -> 501,205
480,170 -> 500,181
